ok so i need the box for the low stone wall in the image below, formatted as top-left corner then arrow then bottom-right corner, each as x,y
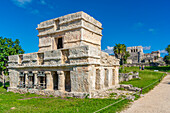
124,63 -> 167,67
119,72 -> 140,82
7,87 -> 88,98
119,84 -> 141,92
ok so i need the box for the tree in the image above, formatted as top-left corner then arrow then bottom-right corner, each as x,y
123,51 -> 130,64
0,37 -> 24,87
164,45 -> 170,64
113,44 -> 128,65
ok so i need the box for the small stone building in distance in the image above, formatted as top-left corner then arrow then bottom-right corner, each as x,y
8,11 -> 120,98
127,46 -> 164,65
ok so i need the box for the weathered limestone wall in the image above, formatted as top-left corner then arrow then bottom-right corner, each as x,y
44,50 -> 62,65
89,66 -> 119,92
22,53 -> 38,66
37,11 -> 102,52
100,51 -> 119,66
9,69 -> 19,88
70,66 -> 90,92
63,29 -> 81,48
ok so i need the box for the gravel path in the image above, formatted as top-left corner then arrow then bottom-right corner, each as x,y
121,73 -> 170,113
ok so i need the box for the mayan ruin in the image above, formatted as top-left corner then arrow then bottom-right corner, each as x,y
7,11 -> 120,98
126,46 -> 164,66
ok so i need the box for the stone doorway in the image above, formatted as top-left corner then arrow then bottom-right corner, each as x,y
57,38 -> 63,49
65,71 -> 71,92
53,72 -> 59,90
95,69 -> 100,90
104,69 -> 108,87
112,69 -> 115,85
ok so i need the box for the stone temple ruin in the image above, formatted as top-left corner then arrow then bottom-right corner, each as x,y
126,46 -> 164,66
8,11 -> 120,98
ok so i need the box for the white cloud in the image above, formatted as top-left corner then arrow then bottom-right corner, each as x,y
159,50 -> 168,54
103,46 -> 114,54
143,46 -> 151,50
11,0 -> 32,8
148,28 -> 155,32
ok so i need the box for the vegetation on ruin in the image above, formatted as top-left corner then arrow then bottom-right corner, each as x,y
0,66 -> 167,113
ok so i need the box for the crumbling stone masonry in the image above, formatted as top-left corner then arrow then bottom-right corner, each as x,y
8,11 -> 120,98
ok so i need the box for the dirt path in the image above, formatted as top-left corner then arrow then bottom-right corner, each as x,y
121,73 -> 170,113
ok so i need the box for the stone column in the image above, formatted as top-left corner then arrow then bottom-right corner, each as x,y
57,71 -> 65,91
108,68 -> 112,87
114,66 -> 119,85
100,67 -> 105,89
89,65 -> 96,91
24,71 -> 29,88
33,71 -> 38,89
45,71 -> 53,90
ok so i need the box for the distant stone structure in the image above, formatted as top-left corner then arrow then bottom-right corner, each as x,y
126,46 -> 164,66
127,46 -> 144,64
8,11 -> 120,98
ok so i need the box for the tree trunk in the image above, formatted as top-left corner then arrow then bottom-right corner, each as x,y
121,56 -> 124,70
2,71 -> 5,88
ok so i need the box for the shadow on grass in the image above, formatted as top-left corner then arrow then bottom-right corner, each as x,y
0,81 -> 9,90
145,66 -> 170,72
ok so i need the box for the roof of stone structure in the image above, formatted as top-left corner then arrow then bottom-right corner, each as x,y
151,51 -> 160,54
37,11 -> 102,29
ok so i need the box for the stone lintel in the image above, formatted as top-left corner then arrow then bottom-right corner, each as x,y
37,25 -> 102,37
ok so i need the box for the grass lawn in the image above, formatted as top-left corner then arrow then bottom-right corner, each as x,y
145,66 -> 170,72
120,66 -> 166,94
0,66 -> 167,113
0,86 -> 130,113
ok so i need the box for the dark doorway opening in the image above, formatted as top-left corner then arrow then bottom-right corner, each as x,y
57,38 -> 63,49
65,71 -> 71,92
53,72 -> 59,90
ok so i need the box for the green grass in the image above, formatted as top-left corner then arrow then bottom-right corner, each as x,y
145,66 -> 170,72
0,66 -> 167,113
0,86 -> 131,113
120,67 -> 165,94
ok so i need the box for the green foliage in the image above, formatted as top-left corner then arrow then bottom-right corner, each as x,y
117,87 -> 125,90
123,51 -> 130,64
0,37 -> 24,75
113,44 -> 129,65
164,45 -> 170,64
164,55 -> 170,64
165,45 -> 170,53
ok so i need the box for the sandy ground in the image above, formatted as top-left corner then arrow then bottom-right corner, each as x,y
121,73 -> 170,113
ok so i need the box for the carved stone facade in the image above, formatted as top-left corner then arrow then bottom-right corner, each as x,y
8,11 -> 120,98
127,46 -> 164,64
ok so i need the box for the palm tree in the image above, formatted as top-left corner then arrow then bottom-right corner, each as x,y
113,44 -> 127,65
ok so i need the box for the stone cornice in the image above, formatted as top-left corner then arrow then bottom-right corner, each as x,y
37,25 -> 102,37
8,62 -> 101,69
68,55 -> 100,59
36,24 -> 54,30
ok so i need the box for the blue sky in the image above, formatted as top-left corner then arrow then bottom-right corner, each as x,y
0,0 -> 169,57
